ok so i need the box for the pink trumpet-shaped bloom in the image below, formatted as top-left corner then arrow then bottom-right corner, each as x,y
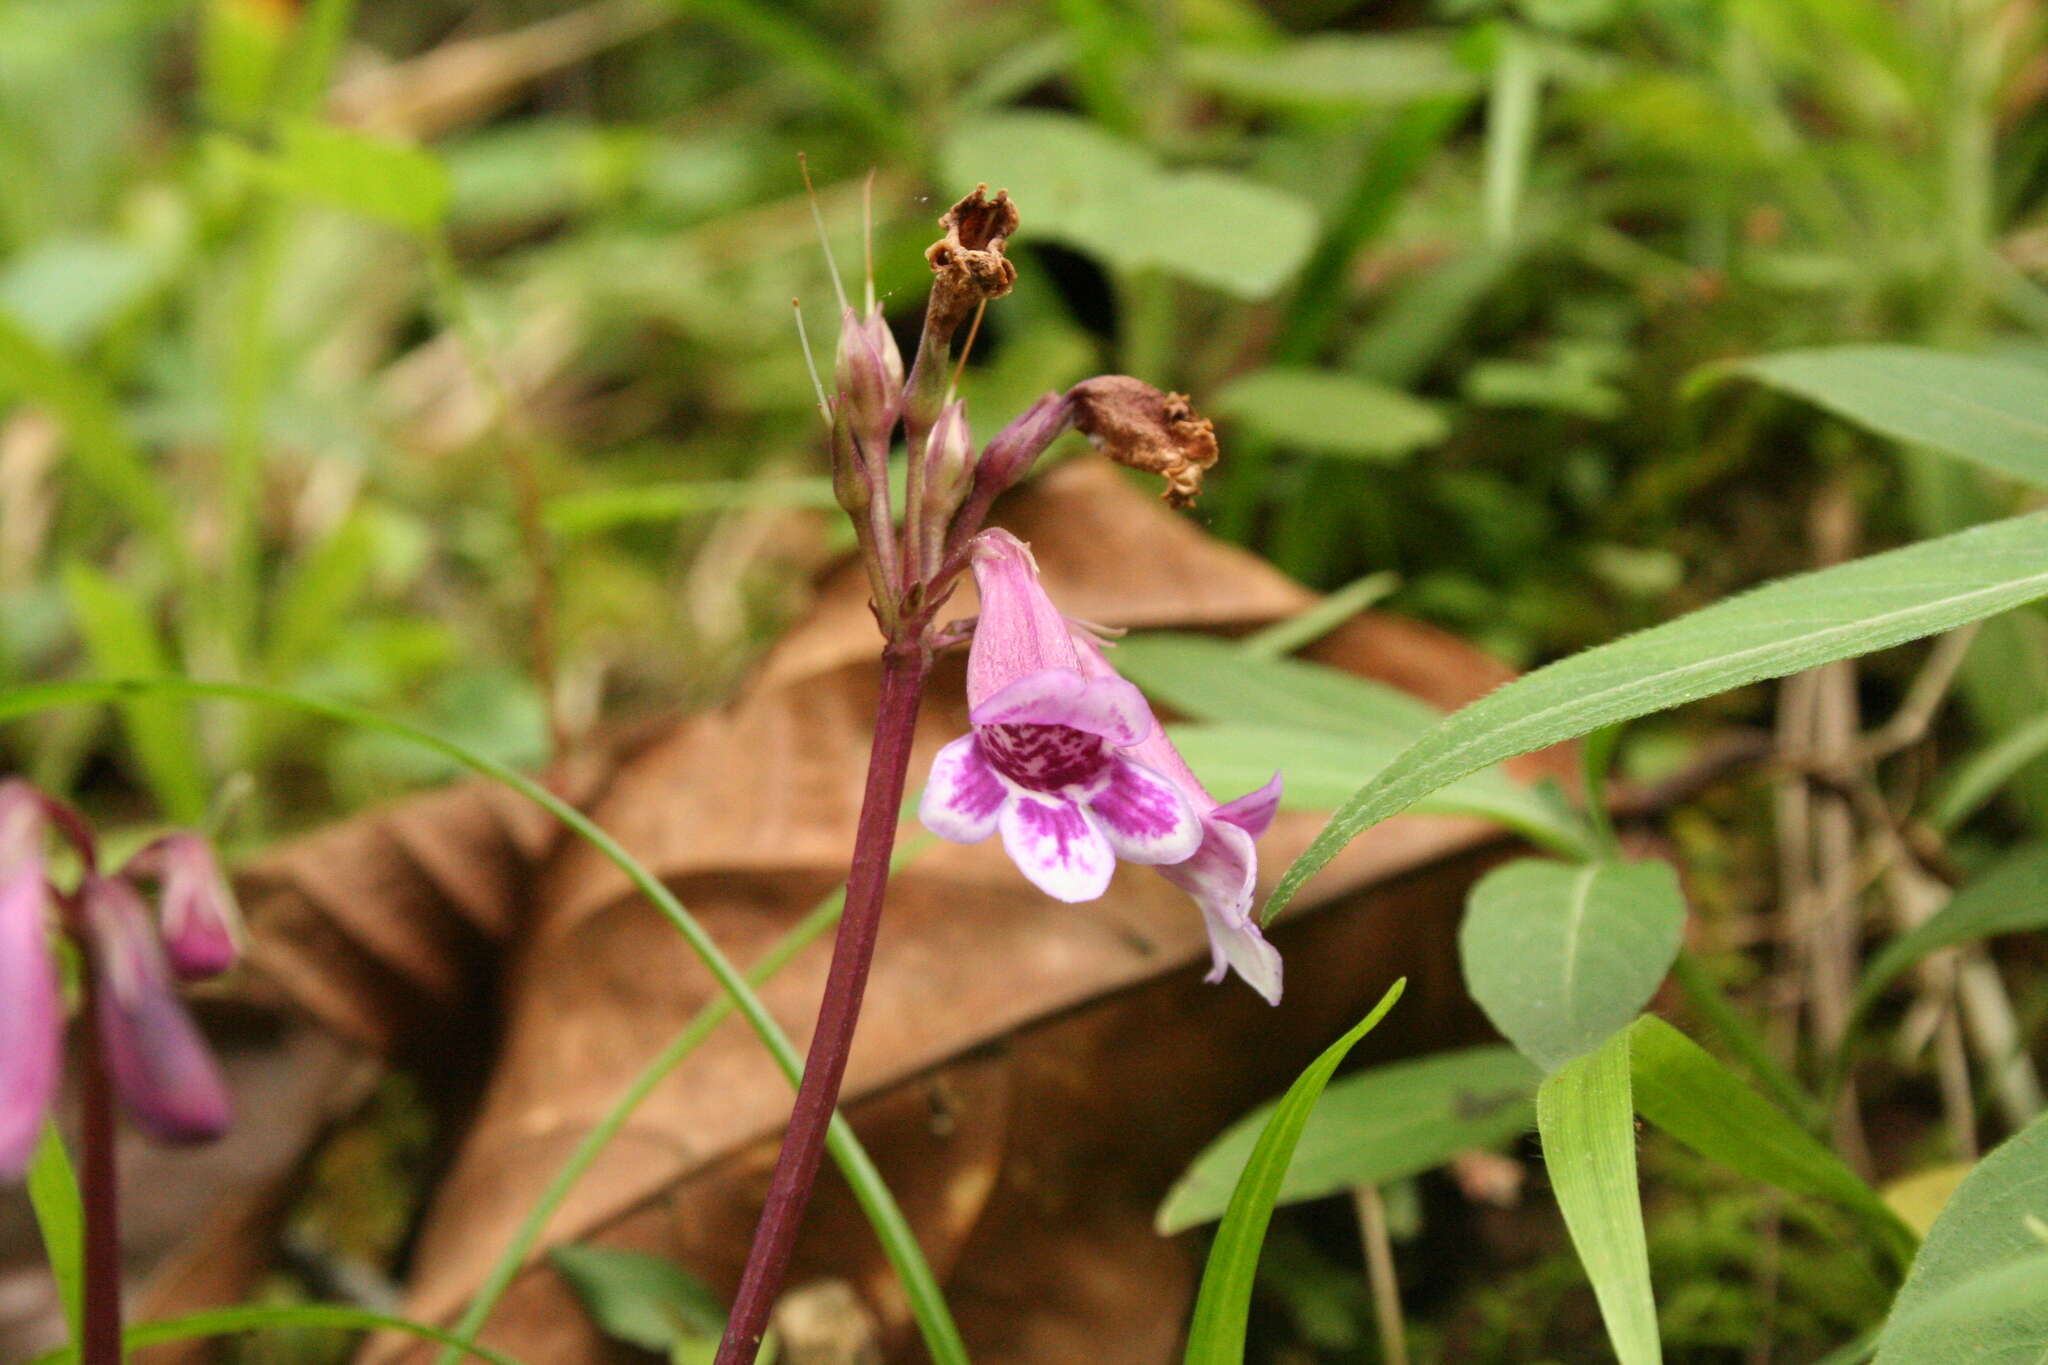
81,875 -> 232,1144
0,855 -> 61,1178
1070,633 -> 1284,1005
920,530 -> 1203,903
146,833 -> 242,980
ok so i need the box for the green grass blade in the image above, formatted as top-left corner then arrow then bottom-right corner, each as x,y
1926,709 -> 2048,830
1236,572 -> 1401,660
26,1123 -> 83,1345
1851,840 -> 2048,1024
1627,1017 -> 1916,1267
1537,1028 -> 1661,1365
1265,509 -> 2048,923
0,677 -> 968,1365
61,564 -> 209,822
1182,978 -> 1406,1365
25,1305 -> 528,1365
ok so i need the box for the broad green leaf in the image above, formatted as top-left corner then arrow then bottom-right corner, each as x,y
1168,723 -> 1589,857
1180,35 -> 1479,108
1266,510 -> 2048,922
1627,1017 -> 1916,1265
1538,1029 -> 1661,1365
0,235 -> 160,351
1214,366 -> 1449,461
1182,980 -> 1406,1365
940,113 -> 1316,299
62,564 -> 207,822
1872,1110 -> 2048,1364
27,1123 -> 82,1343
1852,842 -> 2048,1021
550,1245 -> 724,1356
544,478 -> 842,537
1724,346 -> 2048,488
1461,858 -> 1684,1071
1157,1045 -> 1537,1234
1238,572 -> 1401,659
25,1305 -> 527,1365
233,119 -> 450,234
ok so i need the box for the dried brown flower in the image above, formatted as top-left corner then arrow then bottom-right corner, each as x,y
1067,376 -> 1220,509
924,185 -> 1019,335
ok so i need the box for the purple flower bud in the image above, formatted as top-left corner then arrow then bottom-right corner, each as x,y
0,863 -> 61,1179
81,875 -> 232,1145
833,305 -> 903,448
923,399 -> 973,525
973,391 -> 1073,501
149,834 -> 241,980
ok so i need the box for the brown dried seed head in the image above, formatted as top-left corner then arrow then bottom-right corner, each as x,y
925,185 -> 1019,332
1067,376 -> 1220,510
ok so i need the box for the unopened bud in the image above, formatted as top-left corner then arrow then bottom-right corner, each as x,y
834,306 -> 903,447
82,875 -> 232,1145
151,834 -> 241,980
830,403 -> 874,518
0,864 -> 60,1179
924,400 -> 973,523
974,391 -> 1073,500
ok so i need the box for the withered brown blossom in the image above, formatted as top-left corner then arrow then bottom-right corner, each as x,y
1067,376 -> 1221,510
922,184 -> 1019,336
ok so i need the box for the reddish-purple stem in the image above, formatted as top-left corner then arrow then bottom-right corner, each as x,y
713,636 -> 933,1365
78,969 -> 123,1365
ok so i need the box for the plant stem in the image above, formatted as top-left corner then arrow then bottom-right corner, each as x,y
715,638 -> 932,1365
78,975 -> 122,1365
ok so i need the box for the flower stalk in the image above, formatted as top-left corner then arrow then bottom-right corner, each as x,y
716,180 -> 1262,1364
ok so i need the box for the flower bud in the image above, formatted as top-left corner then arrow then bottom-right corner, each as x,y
833,306 -> 902,449
923,399 -> 973,526
81,875 -> 232,1145
974,391 -> 1073,501
0,864 -> 60,1178
151,834 -> 241,980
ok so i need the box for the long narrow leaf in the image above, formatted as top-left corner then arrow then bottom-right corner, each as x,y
1266,510 -> 2048,922
26,1305 -> 527,1365
26,1124 -> 83,1344
1539,1029 -> 1661,1365
1182,979 -> 1406,1365
61,564 -> 208,822
1851,841 -> 2048,1023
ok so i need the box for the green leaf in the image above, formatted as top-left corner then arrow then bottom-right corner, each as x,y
231,118 -> 450,234
1461,858 -> 1684,1071
0,235 -> 160,351
544,478 -> 842,538
1238,572 -> 1402,660
550,1245 -> 725,1355
1213,367 -> 1449,461
266,513 -> 376,681
61,564 -> 208,822
26,1123 -> 83,1344
1626,1017 -> 1916,1265
1158,1044 -> 1536,1234
1852,841 -> 2048,1023
939,112 -> 1316,299
1168,722 -> 1589,857
1265,510 -> 2048,922
1872,1110 -> 2048,1363
1722,346 -> 2048,488
24,1304 -> 528,1365
1182,979 -> 1406,1365
1926,710 -> 2048,830
1179,34 -> 1479,109
1538,1029 -> 1661,1365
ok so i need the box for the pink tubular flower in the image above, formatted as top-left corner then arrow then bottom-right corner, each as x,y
920,530 -> 1204,902
80,875 -> 233,1145
0,788 -> 60,1176
131,833 -> 242,981
918,531 -> 1285,1003
1071,633 -> 1284,1005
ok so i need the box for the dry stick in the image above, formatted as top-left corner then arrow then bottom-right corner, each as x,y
1352,1186 -> 1409,1365
713,638 -> 932,1365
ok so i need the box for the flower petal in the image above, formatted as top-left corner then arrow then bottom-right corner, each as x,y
969,669 -> 1154,747
919,734 -> 1007,844
1201,905 -> 1284,1006
998,794 -> 1114,902
1086,757 -> 1202,866
151,834 -> 241,980
1213,772 -> 1283,839
82,876 -> 232,1145
966,531 -> 1081,708
0,866 -> 60,1178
